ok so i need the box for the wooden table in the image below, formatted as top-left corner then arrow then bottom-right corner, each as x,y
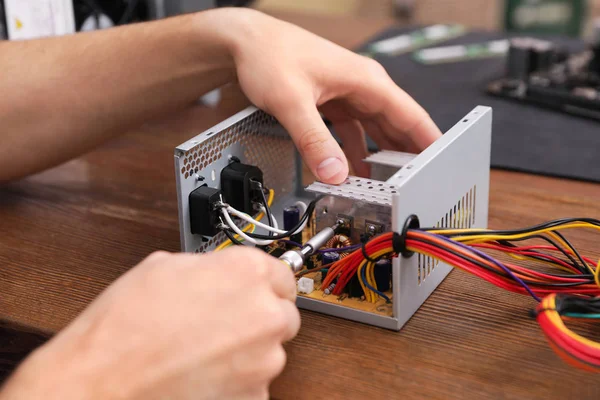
1,10 -> 600,399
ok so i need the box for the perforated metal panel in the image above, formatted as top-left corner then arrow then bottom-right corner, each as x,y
174,107 -> 309,253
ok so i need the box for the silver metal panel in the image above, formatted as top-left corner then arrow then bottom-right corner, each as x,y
174,106 -> 310,253
311,195 -> 392,244
364,150 -> 417,181
388,106 -> 492,329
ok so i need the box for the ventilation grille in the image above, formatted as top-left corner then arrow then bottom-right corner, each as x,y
306,176 -> 397,206
176,110 -> 297,254
418,185 -> 477,285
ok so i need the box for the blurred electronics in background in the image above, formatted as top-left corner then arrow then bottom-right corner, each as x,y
487,20 -> 600,120
0,0 -> 253,40
362,24 -> 466,57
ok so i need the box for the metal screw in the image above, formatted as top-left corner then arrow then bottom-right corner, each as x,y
195,174 -> 205,181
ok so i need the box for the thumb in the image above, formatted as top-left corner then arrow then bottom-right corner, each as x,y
272,101 -> 349,184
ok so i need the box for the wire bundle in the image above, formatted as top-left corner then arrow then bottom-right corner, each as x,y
319,218 -> 600,370
216,188 -> 314,250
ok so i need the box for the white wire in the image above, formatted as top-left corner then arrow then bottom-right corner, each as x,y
220,209 -> 274,246
225,206 -> 286,234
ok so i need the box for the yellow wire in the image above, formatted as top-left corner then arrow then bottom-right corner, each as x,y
595,259 -> 600,289
357,262 -> 371,302
358,249 -> 393,303
430,224 -> 600,275
432,223 -> 600,243
544,295 -> 600,350
214,189 -> 274,251
368,261 -> 377,301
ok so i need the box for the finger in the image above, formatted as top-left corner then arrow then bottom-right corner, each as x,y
271,97 -> 349,184
364,117 -> 422,153
341,60 -> 442,150
267,258 -> 297,302
374,115 -> 422,154
362,119 -> 398,151
331,119 -> 370,177
279,299 -> 301,342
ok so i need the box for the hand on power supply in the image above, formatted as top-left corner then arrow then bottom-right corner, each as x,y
1,248 -> 299,400
228,9 -> 442,182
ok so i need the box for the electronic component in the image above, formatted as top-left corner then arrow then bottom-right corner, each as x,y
283,206 -> 302,244
321,252 -> 340,266
175,105 -> 492,330
307,177 -> 393,244
488,37 -> 600,120
188,186 -> 222,236
365,221 -> 385,237
323,283 -> 336,295
297,277 -> 314,295
374,259 -> 392,292
347,275 -> 364,298
334,215 -> 353,236
279,223 -> 340,272
220,162 -> 263,215
267,246 -> 286,258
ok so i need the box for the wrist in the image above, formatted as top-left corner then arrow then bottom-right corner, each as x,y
194,8 -> 268,64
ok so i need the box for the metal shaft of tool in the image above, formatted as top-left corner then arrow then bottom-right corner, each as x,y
279,223 -> 340,272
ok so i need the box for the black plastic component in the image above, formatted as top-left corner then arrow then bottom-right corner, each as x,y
347,274 -> 365,298
189,186 -> 222,237
268,247 -> 287,258
322,252 -> 340,266
284,206 -> 303,244
374,259 -> 392,292
306,254 -> 320,270
393,214 -> 420,258
220,162 -> 264,214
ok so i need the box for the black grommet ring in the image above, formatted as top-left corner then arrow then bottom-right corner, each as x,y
393,214 -> 420,258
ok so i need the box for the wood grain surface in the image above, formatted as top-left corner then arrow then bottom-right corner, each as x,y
1,10 -> 599,399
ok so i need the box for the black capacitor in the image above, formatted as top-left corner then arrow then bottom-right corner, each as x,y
374,259 -> 392,292
283,206 -> 303,244
506,38 -> 533,79
322,252 -> 340,266
347,274 -> 364,298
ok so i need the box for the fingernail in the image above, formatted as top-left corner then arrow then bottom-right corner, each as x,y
317,158 -> 344,182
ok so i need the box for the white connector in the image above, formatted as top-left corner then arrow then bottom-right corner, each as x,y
297,277 -> 314,295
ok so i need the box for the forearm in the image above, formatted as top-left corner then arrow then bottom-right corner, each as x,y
0,9 -> 239,183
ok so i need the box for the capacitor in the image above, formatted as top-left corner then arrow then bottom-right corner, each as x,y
322,252 -> 340,266
347,274 -> 365,298
374,259 -> 392,292
283,206 -> 303,244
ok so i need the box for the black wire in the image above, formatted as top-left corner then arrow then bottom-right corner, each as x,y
259,187 -> 274,237
409,236 -> 595,288
421,218 -> 600,238
223,229 -> 244,246
498,234 -> 586,274
80,0 -> 103,28
245,196 -> 323,240
118,0 -> 140,25
553,231 -> 591,274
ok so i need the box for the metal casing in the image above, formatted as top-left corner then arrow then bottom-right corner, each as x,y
174,105 -> 492,330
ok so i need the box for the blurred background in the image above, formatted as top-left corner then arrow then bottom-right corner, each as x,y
255,0 -> 600,37
2,1 -> 600,39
